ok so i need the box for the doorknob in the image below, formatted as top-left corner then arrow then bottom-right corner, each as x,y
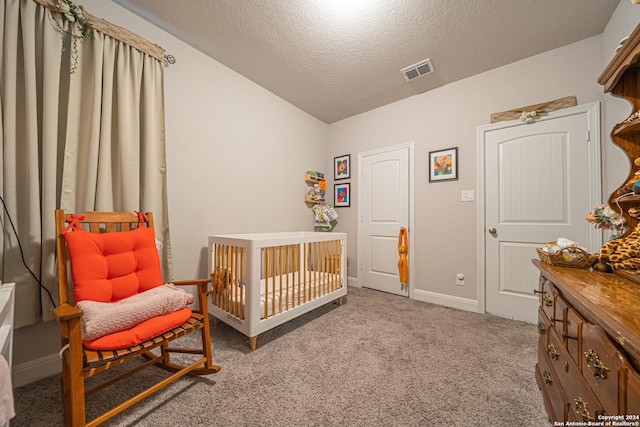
488,227 -> 497,235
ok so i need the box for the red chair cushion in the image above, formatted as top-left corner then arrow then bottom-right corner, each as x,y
64,226 -> 163,303
83,307 -> 192,350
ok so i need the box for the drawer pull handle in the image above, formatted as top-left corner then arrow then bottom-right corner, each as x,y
548,343 -> 559,360
543,370 -> 553,385
538,322 -> 546,335
574,397 -> 594,422
584,349 -> 608,379
562,332 -> 577,340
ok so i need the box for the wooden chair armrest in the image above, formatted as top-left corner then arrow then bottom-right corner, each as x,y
172,279 -> 211,315
172,278 -> 211,287
53,303 -> 83,322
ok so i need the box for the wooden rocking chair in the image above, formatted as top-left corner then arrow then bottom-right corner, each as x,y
52,210 -> 220,426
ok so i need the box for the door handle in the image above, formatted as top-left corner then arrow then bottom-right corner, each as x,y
488,227 -> 497,235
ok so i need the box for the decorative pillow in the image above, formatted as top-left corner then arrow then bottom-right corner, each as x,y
77,283 -> 194,341
64,226 -> 163,303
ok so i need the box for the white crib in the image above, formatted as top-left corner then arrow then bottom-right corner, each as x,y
207,232 -> 347,350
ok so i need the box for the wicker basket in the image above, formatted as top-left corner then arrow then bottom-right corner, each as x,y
536,246 -> 595,269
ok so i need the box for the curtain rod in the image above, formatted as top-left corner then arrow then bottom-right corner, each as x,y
33,0 -> 165,62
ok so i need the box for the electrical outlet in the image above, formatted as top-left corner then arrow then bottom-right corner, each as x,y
456,273 -> 465,286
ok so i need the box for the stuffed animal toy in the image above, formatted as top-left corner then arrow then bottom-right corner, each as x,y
212,266 -> 234,292
593,207 -> 640,272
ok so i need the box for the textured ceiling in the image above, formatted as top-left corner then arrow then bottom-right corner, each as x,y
114,0 -> 619,124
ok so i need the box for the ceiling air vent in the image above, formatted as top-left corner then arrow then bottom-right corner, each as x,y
400,58 -> 434,81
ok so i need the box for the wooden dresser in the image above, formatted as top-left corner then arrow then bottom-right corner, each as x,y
535,261 -> 640,422
535,23 -> 640,424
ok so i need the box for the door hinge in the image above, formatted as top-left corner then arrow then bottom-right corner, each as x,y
586,130 -> 590,141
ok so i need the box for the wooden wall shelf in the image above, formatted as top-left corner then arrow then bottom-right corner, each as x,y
613,117 -> 640,137
598,23 -> 640,234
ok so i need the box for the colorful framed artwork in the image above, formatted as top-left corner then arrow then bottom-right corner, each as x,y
334,154 -> 351,180
334,183 -> 350,207
428,147 -> 458,182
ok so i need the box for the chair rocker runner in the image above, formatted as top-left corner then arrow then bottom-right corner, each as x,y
53,209 -> 220,427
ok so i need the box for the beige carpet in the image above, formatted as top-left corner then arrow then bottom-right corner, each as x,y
12,286 -> 549,426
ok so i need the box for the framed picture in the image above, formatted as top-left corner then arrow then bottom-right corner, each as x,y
334,154 -> 351,180
334,183 -> 350,207
429,147 -> 458,182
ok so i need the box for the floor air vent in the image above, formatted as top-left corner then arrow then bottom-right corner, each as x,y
400,58 -> 433,81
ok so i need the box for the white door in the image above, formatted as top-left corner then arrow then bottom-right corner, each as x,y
358,144 -> 411,296
481,104 -> 600,323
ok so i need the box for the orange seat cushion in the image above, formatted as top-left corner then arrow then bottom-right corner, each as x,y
83,307 -> 192,350
64,226 -> 191,350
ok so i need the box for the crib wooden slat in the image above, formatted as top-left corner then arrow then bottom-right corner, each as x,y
295,244 -> 300,307
322,241 -> 327,296
304,243 -> 309,304
235,246 -> 240,317
284,245 -> 289,312
278,245 -> 283,315
240,248 -> 246,319
263,248 -> 268,320
315,241 -> 319,299
272,246 -> 276,317
338,240 -> 341,290
290,245 -> 295,309
215,244 -> 219,307
232,246 -> 238,317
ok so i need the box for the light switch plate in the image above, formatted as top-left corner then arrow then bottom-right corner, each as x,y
461,190 -> 475,202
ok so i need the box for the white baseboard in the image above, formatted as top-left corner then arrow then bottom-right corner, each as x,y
347,276 -> 359,287
412,289 -> 478,313
13,353 -> 61,388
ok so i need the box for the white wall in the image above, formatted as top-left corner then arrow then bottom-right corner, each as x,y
328,35 -> 607,304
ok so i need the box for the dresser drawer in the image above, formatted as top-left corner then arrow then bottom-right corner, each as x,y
538,307 -> 550,343
547,328 -> 603,422
625,367 -> 640,414
554,293 -> 570,338
537,336 -> 567,422
565,381 -> 604,422
538,276 -> 555,322
581,323 -> 626,415
565,307 -> 585,369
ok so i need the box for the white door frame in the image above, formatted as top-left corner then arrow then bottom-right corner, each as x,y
475,102 -> 602,315
357,141 -> 416,298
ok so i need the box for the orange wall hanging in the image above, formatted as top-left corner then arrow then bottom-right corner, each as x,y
398,227 -> 408,285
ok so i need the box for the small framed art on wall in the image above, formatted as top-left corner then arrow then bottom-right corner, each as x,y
429,147 -> 458,182
334,183 -> 350,207
334,154 -> 350,180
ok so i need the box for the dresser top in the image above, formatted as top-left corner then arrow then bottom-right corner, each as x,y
534,260 -> 640,362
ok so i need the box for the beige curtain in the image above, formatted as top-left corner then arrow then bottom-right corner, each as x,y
1,0 -> 172,328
